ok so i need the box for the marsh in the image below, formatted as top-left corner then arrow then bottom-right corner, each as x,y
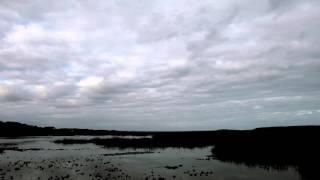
0,136 -> 306,180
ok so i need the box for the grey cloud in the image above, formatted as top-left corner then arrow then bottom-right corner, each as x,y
268,0 -> 303,11
0,0 -> 319,130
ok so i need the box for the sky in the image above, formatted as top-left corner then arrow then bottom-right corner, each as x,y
0,0 -> 320,130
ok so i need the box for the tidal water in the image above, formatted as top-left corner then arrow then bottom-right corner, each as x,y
0,136 -> 302,180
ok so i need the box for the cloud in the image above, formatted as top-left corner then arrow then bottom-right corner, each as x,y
78,76 -> 104,88
0,0 -> 320,130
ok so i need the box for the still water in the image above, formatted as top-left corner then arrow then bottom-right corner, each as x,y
0,136 -> 301,180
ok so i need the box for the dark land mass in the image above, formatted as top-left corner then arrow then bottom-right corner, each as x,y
0,121 -> 152,137
1,121 -> 320,179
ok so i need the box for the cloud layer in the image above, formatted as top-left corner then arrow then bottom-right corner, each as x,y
0,0 -> 320,130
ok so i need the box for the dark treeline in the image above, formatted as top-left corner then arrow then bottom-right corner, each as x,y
0,121 -> 225,137
54,126 -> 320,150
0,121 -> 152,137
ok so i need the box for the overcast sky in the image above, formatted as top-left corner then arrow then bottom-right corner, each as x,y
0,0 -> 320,130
